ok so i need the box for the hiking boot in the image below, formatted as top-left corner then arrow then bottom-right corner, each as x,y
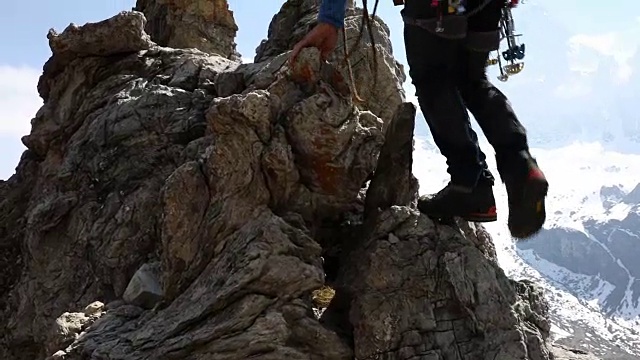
504,158 -> 548,239
417,182 -> 497,222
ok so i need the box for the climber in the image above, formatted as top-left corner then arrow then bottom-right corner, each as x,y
288,0 -> 548,239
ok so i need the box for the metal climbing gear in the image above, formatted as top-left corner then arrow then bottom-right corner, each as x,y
487,0 -> 526,81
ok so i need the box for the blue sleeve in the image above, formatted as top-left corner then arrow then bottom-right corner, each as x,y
318,0 -> 347,29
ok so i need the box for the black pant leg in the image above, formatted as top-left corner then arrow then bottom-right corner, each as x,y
403,23 -> 487,188
460,0 -> 531,178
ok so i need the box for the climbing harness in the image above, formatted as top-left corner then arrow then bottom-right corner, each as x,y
487,0 -> 526,81
425,0 -> 528,81
399,0 -> 496,38
396,0 -> 527,81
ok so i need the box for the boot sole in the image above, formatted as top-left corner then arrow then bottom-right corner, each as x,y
462,213 -> 498,222
422,211 -> 498,223
509,177 -> 548,239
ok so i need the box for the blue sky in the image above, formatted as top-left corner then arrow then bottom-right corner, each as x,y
0,0 -> 638,179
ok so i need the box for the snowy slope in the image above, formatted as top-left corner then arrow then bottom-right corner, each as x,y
412,137 -> 640,359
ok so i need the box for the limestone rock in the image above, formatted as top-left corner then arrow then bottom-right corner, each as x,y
37,11 -> 155,101
122,262 -> 164,309
134,0 -> 240,60
0,1 -> 602,360
47,11 -> 154,57
83,301 -> 105,317
321,102 -> 552,359
47,312 -> 88,353
45,304 -> 105,357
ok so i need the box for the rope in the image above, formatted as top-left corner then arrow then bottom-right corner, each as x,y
342,0 -> 380,105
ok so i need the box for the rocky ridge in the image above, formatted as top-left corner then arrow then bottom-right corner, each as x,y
0,1 -> 598,359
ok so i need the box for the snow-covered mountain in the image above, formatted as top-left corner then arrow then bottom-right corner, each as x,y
412,138 -> 640,359
518,184 -> 640,319
515,187 -> 640,359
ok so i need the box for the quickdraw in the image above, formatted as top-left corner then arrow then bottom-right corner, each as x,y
487,0 -> 526,81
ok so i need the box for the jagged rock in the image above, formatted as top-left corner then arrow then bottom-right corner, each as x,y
134,0 -> 241,60
47,11 -> 154,57
83,301 -> 105,317
46,312 -> 87,354
0,4 -> 386,358
362,102 -> 419,224
0,1 -> 602,360
122,262 -> 164,309
1,11 -> 240,360
37,11 -> 156,102
45,304 -> 105,356
321,102 -> 552,359
551,344 -> 602,360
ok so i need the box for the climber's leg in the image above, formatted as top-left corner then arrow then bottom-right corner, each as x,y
403,20 -> 497,222
458,0 -> 529,178
457,0 -> 548,237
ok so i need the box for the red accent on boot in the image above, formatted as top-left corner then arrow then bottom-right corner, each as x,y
527,167 -> 545,181
468,205 -> 497,218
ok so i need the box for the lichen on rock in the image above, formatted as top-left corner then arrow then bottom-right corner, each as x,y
0,1 -> 600,360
